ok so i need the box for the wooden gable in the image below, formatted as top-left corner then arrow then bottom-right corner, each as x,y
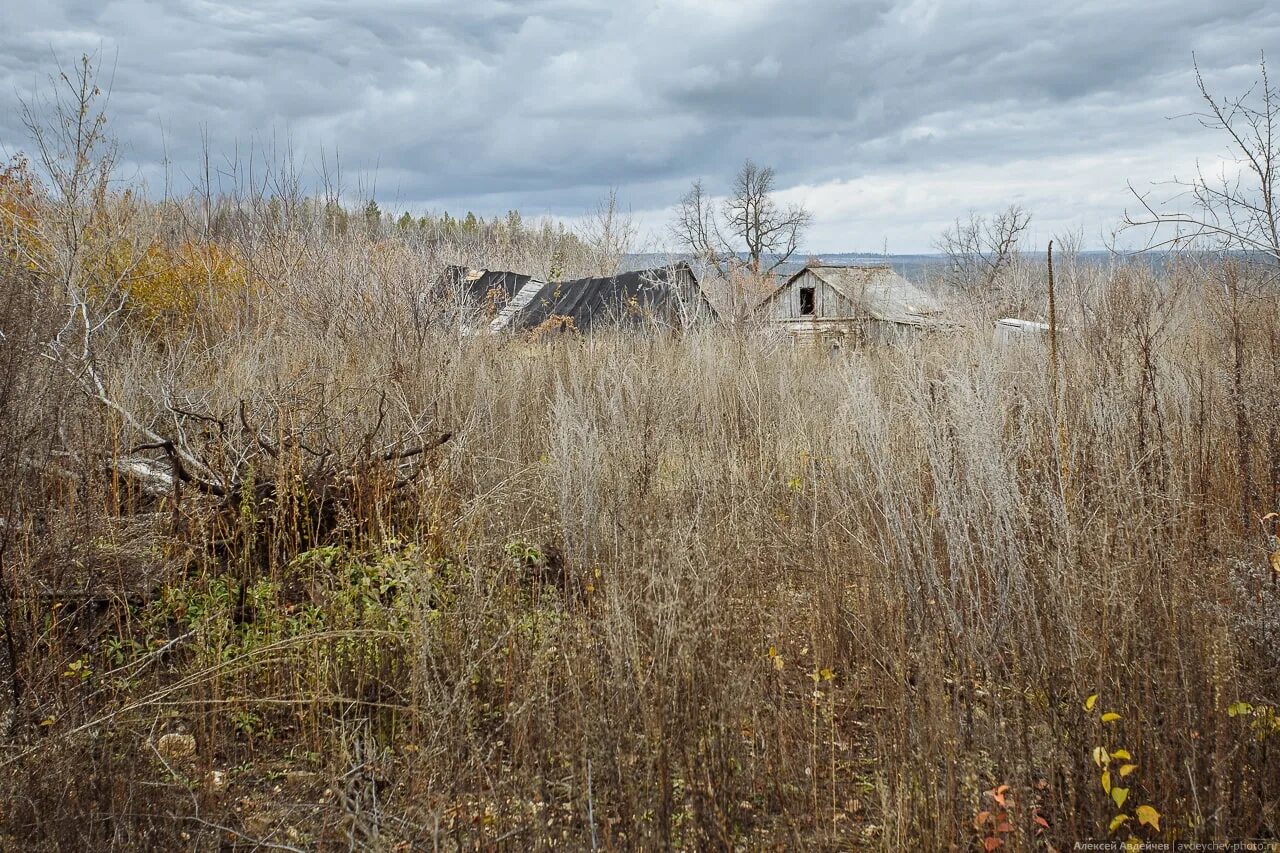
761,269 -> 859,320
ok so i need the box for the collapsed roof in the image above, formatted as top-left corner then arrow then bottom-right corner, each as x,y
440,266 -> 541,305
498,263 -> 714,332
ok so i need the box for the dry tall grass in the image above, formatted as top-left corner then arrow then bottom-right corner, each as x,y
2,206 -> 1280,849
2,60 -> 1279,846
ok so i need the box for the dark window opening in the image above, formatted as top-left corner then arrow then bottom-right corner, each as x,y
799,286 -> 816,316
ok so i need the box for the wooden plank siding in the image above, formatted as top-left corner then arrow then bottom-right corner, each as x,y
759,269 -> 865,344
761,270 -> 856,320
758,265 -> 952,347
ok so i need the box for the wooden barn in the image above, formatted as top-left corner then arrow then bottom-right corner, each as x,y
756,264 -> 950,345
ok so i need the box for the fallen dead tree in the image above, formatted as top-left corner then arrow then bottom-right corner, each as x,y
37,293 -> 454,555
87,390 -> 453,554
113,397 -> 452,501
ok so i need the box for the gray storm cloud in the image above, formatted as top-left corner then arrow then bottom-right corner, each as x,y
1,0 -> 1277,250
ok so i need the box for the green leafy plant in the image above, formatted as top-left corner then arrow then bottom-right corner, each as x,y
61,655 -> 92,682
505,541 -> 544,564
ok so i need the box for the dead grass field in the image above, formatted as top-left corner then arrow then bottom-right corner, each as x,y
2,63 -> 1280,847
3,214 -> 1280,850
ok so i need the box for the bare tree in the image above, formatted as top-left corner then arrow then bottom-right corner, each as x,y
17,55 -> 132,302
1125,52 -> 1280,278
671,179 -> 726,270
935,204 -> 1032,298
15,55 -> 162,424
724,160 -> 811,274
577,188 -> 636,277
12,57 -> 454,515
670,160 -> 811,276
13,55 -> 228,489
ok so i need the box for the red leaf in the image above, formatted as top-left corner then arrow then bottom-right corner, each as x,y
996,822 -> 1014,834
1034,815 -> 1050,829
983,837 -> 1004,852
974,811 -> 991,830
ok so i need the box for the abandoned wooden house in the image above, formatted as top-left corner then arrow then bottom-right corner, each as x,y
756,264 -> 949,345
494,263 -> 716,333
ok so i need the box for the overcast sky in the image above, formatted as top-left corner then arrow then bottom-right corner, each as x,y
1,1 -> 1277,252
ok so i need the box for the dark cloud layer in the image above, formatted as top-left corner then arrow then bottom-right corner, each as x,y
1,0 -> 1277,250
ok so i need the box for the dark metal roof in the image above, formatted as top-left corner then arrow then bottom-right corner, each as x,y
509,263 -> 714,331
440,266 -> 537,303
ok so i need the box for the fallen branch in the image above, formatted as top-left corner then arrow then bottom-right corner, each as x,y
129,441 -> 226,497
382,431 -> 453,461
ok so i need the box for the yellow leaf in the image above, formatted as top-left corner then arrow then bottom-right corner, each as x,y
1135,804 -> 1161,831
1110,749 -> 1132,760
1109,814 -> 1129,833
1111,786 -> 1129,808
1102,712 -> 1122,723
1270,549 -> 1280,577
1101,770 -> 1112,794
1093,747 -> 1110,767
1085,694 -> 1099,712
1118,764 -> 1138,778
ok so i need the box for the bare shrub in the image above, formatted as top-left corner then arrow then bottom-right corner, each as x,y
935,204 -> 1032,313
576,189 -> 637,278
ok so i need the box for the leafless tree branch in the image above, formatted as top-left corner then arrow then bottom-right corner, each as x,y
1123,52 -> 1280,279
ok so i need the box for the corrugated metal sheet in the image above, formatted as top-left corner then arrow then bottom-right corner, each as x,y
994,318 -> 1051,346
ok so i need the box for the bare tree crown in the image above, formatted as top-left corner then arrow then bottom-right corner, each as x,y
935,204 -> 1032,298
670,159 -> 812,276
1124,52 -> 1280,278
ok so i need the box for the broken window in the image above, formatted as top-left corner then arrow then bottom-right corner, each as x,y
799,286 -> 816,316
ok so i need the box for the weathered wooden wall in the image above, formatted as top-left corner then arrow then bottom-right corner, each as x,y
761,270 -> 860,320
